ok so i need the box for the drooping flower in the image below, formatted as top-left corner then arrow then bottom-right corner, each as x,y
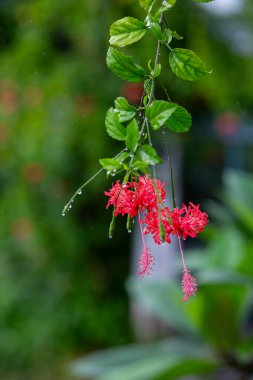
105,177 -> 208,300
138,247 -> 154,278
104,176 -> 167,218
169,202 -> 208,240
142,207 -> 172,244
128,176 -> 166,218
181,268 -> 197,301
104,181 -> 134,216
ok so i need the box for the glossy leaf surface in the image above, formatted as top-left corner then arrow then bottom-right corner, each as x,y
169,48 -> 209,81
105,108 -> 126,141
110,17 -> 146,47
114,97 -> 137,123
164,105 -> 192,133
126,119 -> 140,151
146,100 -> 177,130
107,47 -> 145,82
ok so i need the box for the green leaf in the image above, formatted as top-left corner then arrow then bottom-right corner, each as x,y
146,100 -> 177,131
144,79 -> 152,96
150,22 -> 163,40
109,17 -> 146,47
132,160 -> 150,173
114,97 -> 137,123
162,29 -> 172,44
70,338 -> 214,380
164,105 -> 192,133
142,95 -> 148,107
157,359 -> 216,380
192,0 -> 215,2
162,29 -> 183,44
171,30 -> 183,40
139,145 -> 162,165
97,357 -> 215,380
126,119 -> 140,151
99,158 -> 122,171
162,0 -> 177,8
114,151 -> 129,163
169,48 -> 209,81
154,0 -> 177,19
105,108 -> 127,141
138,0 -> 156,12
107,47 -> 145,83
153,63 -> 162,78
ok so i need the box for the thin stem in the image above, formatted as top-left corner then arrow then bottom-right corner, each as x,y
62,168 -> 103,216
160,81 -> 172,102
178,236 -> 186,271
138,211 -> 146,248
128,117 -> 146,171
145,118 -> 157,179
162,127 -> 176,209
136,14 -> 164,158
146,119 -> 152,147
160,81 -> 177,209
138,13 -> 163,178
147,40 -> 161,107
147,14 -> 164,107
62,148 -> 127,216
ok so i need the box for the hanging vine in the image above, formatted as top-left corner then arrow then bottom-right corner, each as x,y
63,0 -> 214,300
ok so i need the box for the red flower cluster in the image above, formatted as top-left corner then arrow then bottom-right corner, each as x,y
169,203 -> 208,240
104,176 -> 208,300
104,176 -> 165,218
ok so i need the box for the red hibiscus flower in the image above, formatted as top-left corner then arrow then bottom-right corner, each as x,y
169,202 -> 208,240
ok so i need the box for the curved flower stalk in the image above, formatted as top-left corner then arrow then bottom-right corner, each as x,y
63,0 -> 215,299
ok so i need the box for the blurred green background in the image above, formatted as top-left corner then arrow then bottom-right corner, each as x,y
0,0 -> 253,379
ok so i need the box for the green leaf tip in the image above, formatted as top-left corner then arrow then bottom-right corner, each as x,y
138,0 -> 156,12
99,158 -> 122,171
169,48 -> 210,81
164,105 -> 192,133
114,97 -> 137,123
105,108 -> 127,141
106,47 -> 145,83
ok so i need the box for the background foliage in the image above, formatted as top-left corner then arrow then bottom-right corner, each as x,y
70,169 -> 253,379
0,0 -> 253,379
